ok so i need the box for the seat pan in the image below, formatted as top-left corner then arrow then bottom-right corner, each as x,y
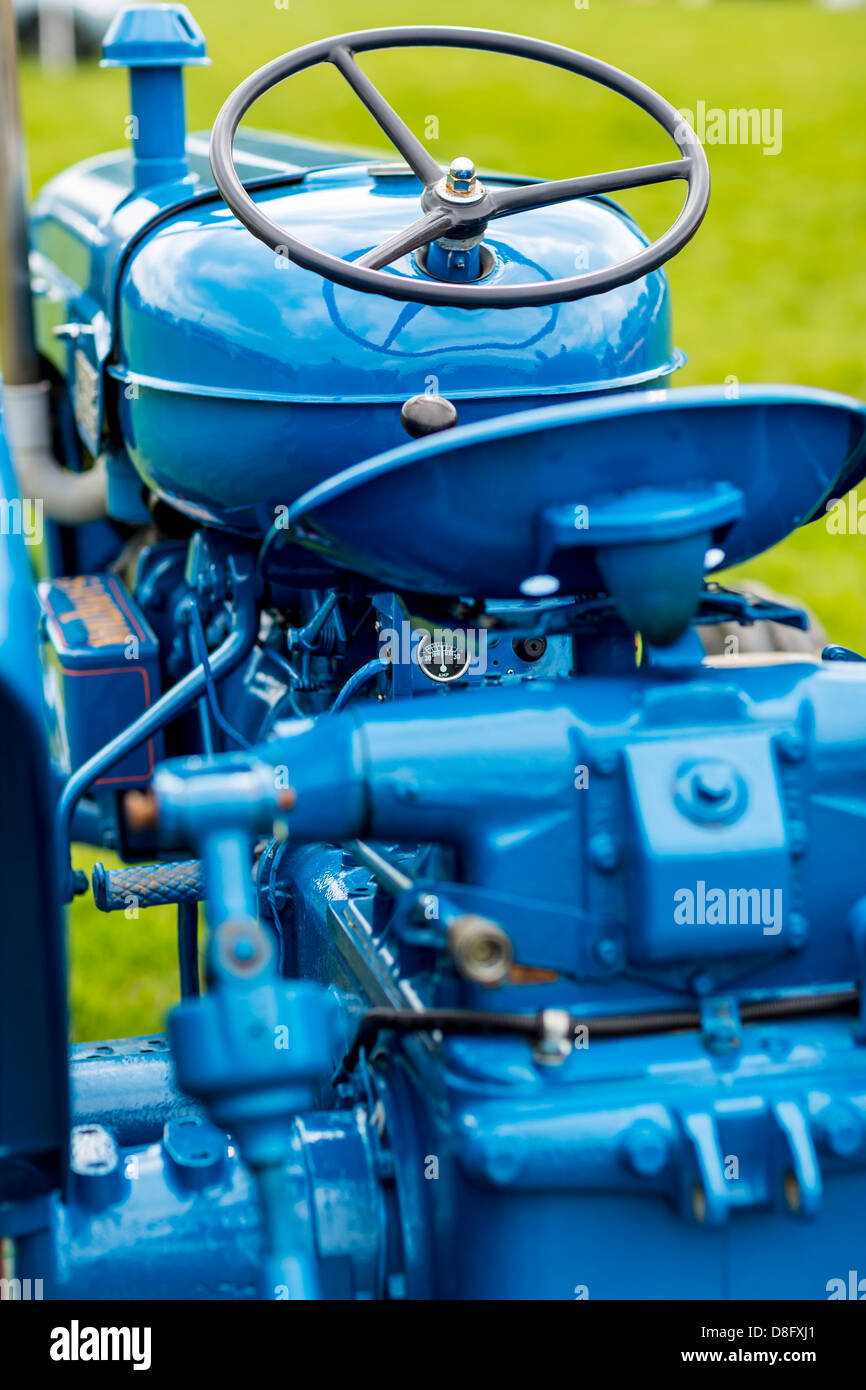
288,384 -> 866,599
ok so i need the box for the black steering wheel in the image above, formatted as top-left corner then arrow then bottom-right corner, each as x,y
210,26 -> 710,310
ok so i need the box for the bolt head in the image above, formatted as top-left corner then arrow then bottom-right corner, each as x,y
589,833 -> 619,872
692,763 -> 734,802
691,970 -> 715,996
446,156 -> 477,196
622,1120 -> 669,1177
675,758 -> 745,824
71,1124 -> 118,1177
595,936 -> 623,969
779,731 -> 805,763
819,1104 -> 862,1158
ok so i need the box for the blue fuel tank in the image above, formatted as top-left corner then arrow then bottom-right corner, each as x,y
30,141 -> 684,534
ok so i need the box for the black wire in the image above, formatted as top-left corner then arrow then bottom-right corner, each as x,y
187,605 -> 252,750
335,990 -> 860,1078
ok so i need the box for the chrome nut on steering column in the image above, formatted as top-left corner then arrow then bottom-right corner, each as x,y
438,156 -> 485,204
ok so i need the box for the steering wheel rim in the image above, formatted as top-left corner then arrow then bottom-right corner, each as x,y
210,26 -> 710,310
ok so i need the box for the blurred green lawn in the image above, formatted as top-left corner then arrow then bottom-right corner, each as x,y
20,0 -> 863,1039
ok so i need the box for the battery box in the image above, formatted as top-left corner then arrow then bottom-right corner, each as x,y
38,573 -> 163,787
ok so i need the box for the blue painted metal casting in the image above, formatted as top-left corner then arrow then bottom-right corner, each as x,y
2,6 -> 866,1303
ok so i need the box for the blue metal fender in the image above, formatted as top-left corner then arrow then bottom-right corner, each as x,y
0,398 -> 69,1210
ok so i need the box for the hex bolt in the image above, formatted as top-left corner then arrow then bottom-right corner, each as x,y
759,1033 -> 790,1061
533,1009 -> 573,1066
622,1120 -> 670,1177
69,1123 -> 128,1211
778,731 -> 805,764
675,759 -> 745,824
816,1103 -> 862,1158
445,156 -> 477,196
589,833 -> 619,872
595,936 -> 623,970
692,764 -> 735,803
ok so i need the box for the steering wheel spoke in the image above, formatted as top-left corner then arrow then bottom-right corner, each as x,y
356,210 -> 457,271
330,45 -> 443,187
488,159 -> 692,219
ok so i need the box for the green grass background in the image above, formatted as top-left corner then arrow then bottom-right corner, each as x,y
20,0 -> 864,1039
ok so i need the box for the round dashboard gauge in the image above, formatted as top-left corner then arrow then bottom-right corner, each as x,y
415,630 -> 473,683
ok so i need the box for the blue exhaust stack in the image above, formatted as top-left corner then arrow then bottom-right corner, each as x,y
101,4 -> 209,191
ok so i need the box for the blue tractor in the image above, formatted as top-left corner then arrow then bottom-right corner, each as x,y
2,4 -> 866,1302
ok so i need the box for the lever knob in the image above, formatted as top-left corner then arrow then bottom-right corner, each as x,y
400,394 -> 459,439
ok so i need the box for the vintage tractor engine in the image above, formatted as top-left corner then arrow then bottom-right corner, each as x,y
2,5 -> 866,1302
